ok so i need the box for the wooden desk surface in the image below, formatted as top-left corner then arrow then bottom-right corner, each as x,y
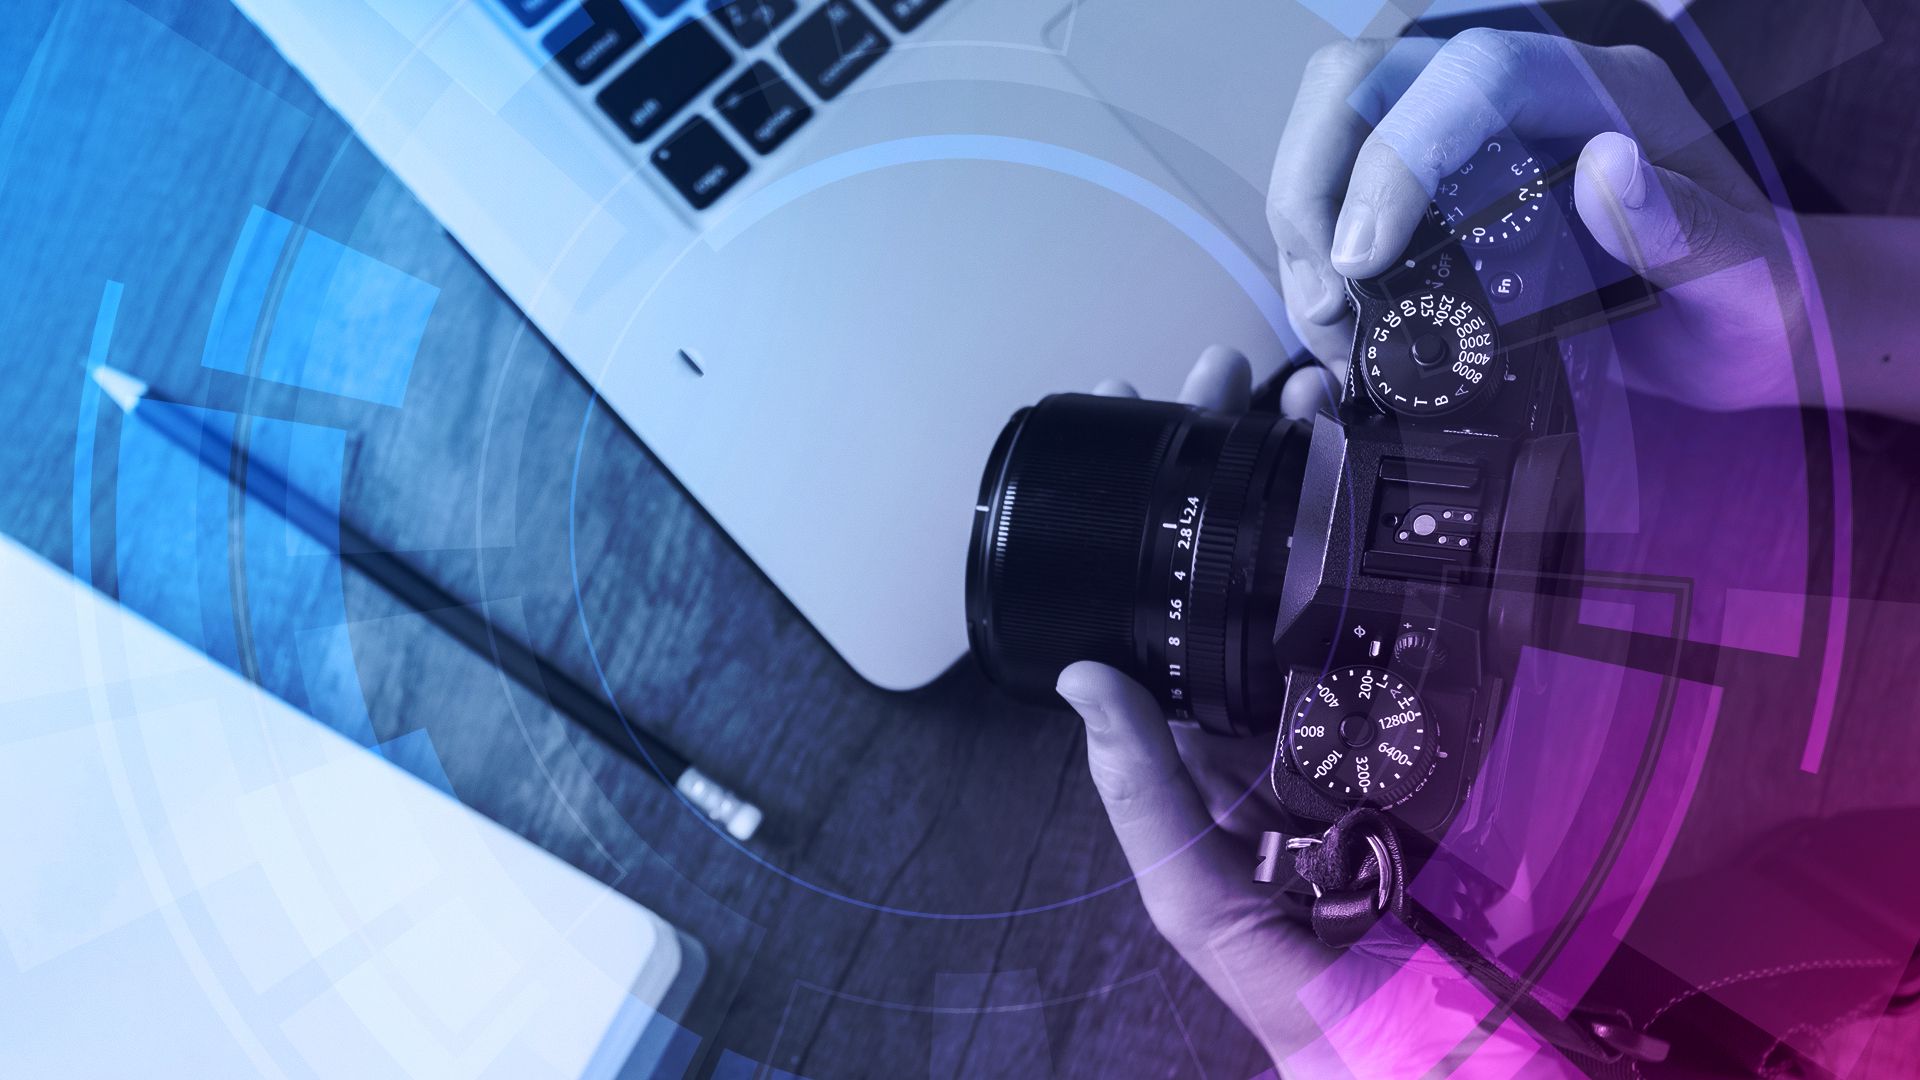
0,2 -> 1269,1076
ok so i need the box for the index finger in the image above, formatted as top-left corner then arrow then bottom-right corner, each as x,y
1268,38 -> 1439,334
1332,28 -> 1713,278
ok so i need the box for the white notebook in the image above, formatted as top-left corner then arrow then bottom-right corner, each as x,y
0,534 -> 699,1079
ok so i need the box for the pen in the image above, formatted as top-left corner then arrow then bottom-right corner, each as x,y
92,365 -> 763,841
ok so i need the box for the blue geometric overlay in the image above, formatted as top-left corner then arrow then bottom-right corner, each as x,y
375,728 -> 457,799
200,205 -> 292,378
116,402 -> 246,673
1295,0 -> 1387,38
202,205 -> 438,407
73,280 -> 124,587
114,402 -> 380,746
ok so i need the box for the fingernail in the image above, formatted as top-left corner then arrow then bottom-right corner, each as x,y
1621,141 -> 1649,210
1287,269 -> 1328,316
1306,276 -> 1351,325
1286,265 -> 1348,326
1597,134 -> 1649,210
1058,691 -> 1111,736
1331,207 -> 1375,269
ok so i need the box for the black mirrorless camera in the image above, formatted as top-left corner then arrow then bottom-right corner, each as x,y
965,135 -> 1650,845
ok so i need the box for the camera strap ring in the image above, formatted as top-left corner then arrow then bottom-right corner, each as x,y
1288,832 -> 1392,911
1265,809 -> 1410,949
1255,820 -> 1659,1067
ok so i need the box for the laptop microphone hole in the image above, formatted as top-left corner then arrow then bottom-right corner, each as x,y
677,349 -> 705,376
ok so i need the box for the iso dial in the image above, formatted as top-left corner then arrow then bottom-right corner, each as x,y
1362,290 -> 1502,418
1287,666 -> 1436,807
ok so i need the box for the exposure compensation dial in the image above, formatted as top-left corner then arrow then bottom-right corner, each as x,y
1436,137 -> 1553,253
1287,666 -> 1437,807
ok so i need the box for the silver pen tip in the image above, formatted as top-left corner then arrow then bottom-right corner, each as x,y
90,365 -> 148,414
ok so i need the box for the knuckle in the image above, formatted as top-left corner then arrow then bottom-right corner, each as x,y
1266,201 -> 1317,257
1304,38 -> 1386,83
1441,25 -> 1528,82
1305,39 -> 1360,76
1604,41 -> 1684,100
1088,765 -> 1177,827
1266,186 -> 1307,224
1671,182 -> 1729,257
1674,185 -> 1712,239
1608,42 -> 1670,81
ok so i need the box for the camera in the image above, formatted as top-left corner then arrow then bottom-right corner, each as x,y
965,134 -> 1651,843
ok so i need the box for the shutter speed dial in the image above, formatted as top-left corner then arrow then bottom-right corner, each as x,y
1287,666 -> 1437,807
1361,290 -> 1503,418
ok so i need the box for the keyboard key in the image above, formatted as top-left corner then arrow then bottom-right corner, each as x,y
543,7 -> 593,52
548,0 -> 643,85
653,117 -> 749,209
873,0 -> 947,33
715,62 -> 813,154
711,0 -> 796,49
596,20 -> 733,144
493,0 -> 566,29
778,0 -> 888,102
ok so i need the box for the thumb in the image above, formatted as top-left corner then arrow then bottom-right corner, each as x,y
1056,662 -> 1252,929
1057,662 -> 1341,1061
1574,131 -> 1762,283
1057,661 -> 1211,843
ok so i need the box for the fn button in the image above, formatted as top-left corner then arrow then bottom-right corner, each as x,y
1489,271 -> 1525,303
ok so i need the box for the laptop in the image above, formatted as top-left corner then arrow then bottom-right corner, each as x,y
225,0 -> 1377,690
0,534 -> 703,1078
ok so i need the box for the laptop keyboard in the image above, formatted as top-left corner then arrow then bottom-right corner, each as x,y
492,0 -> 950,212
652,116 -> 751,208
713,0 -> 796,47
549,0 -> 644,83
778,1 -> 889,101
501,0 -> 570,28
717,61 -> 814,154
595,20 -> 733,144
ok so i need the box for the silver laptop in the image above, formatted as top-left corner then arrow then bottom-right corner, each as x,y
228,0 -> 1377,690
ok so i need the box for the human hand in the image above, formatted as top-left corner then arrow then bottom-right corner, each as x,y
1083,347 -> 1341,1063
1269,29 -> 1802,413
1061,647 -> 1588,1074
1074,349 -> 1593,1073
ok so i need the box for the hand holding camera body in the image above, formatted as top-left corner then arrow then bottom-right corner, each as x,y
967,135 -> 1646,892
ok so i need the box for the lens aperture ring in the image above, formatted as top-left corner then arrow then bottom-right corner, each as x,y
968,396 -> 1189,703
967,393 -> 1306,736
1185,415 -> 1274,730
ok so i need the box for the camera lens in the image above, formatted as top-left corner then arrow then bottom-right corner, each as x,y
966,394 -> 1312,736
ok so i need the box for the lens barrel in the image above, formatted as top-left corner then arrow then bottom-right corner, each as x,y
966,394 -> 1312,736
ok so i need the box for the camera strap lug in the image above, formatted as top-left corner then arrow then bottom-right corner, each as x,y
1251,831 -> 1326,885
1254,810 -> 1410,949
1252,820 -> 1667,1066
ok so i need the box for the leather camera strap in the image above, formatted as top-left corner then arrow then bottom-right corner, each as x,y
1259,810 -> 1658,1067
